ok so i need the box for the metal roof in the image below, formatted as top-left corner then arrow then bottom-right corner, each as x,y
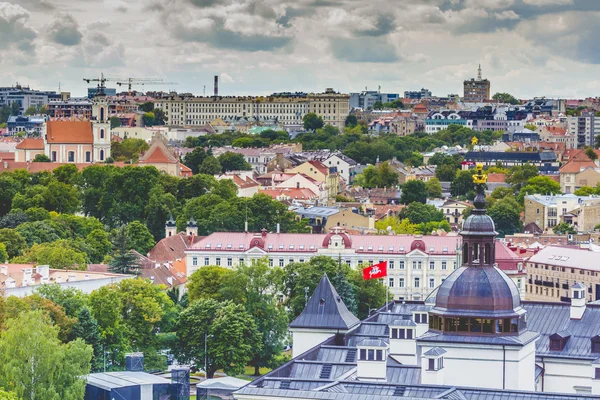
292,206 -> 340,218
289,274 -> 360,330
85,371 -> 171,391
357,339 -> 387,348
424,347 -> 447,357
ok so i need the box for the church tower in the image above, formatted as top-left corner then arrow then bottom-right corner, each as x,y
419,164 -> 539,391
91,89 -> 111,162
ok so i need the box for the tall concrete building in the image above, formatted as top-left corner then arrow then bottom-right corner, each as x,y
0,84 -> 59,114
567,111 -> 600,148
463,64 -> 491,102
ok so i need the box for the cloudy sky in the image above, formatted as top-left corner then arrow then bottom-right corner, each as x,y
2,0 -> 600,98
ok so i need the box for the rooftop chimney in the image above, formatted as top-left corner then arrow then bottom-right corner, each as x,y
356,339 -> 388,381
36,265 -> 49,279
570,283 -> 587,320
0,265 -> 7,276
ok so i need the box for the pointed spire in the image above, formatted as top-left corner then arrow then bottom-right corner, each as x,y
289,274 -> 360,330
187,216 -> 197,228
477,63 -> 482,80
166,213 -> 176,227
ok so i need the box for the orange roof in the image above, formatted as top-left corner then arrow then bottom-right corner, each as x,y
0,152 -> 15,161
307,160 -> 329,176
142,146 -> 174,163
487,173 -> 506,183
545,126 -> 567,135
413,104 -> 428,112
46,121 -> 93,144
559,159 -> 596,174
15,138 -> 44,150
0,161 -> 128,173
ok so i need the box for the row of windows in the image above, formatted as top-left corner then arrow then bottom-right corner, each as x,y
51,150 -> 104,162
359,348 -> 384,361
391,328 -> 413,339
429,316 -> 521,334
388,277 -> 445,289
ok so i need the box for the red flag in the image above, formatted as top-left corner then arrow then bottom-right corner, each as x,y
363,261 -> 387,280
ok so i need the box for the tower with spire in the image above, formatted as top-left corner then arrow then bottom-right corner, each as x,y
418,165 -> 538,391
463,63 -> 490,102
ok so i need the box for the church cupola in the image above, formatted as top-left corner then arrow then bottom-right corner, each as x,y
186,216 -> 198,236
418,163 -> 538,392
165,213 -> 177,238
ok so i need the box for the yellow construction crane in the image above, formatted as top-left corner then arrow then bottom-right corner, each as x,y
116,78 -> 178,95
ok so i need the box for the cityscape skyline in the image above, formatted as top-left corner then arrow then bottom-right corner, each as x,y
2,0 -> 600,98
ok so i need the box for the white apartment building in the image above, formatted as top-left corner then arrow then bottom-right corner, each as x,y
567,112 -> 600,148
154,89 -> 350,129
184,228 -> 521,301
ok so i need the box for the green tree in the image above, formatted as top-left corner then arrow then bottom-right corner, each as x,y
585,147 -> 598,161
553,222 -> 577,235
152,109 -> 166,125
125,221 -> 155,254
217,152 -> 251,172
89,286 -> 128,369
0,310 -> 92,400
0,387 -> 18,399
348,264 -> 387,319
35,284 -> 87,318
145,187 -> 178,241
435,164 -> 458,182
110,116 -> 121,129
142,112 -> 155,126
85,229 -> 112,263
0,243 -> 7,263
175,299 -> 261,378
302,112 -> 324,131
71,307 -> 104,371
345,115 -> 358,128
24,105 -> 38,115
139,102 -> 155,112
0,228 -> 27,258
487,196 -> 523,237
108,227 -> 139,275
375,216 -> 420,234
0,175 -> 19,216
15,240 -> 87,269
524,124 -> 538,131
111,138 -> 149,163
400,180 -> 427,204
450,170 -> 475,198
492,92 -> 520,105
425,177 -> 443,199
517,176 -> 561,203
505,164 -> 538,192
10,102 -> 20,116
24,207 -> 50,222
400,202 -> 444,225
198,156 -> 222,175
373,100 -> 383,110
187,266 -> 233,302
183,148 -> 208,175
32,154 -> 51,162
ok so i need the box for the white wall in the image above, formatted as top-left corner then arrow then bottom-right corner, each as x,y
290,329 -> 335,358
541,357 -> 593,394
3,275 -> 132,297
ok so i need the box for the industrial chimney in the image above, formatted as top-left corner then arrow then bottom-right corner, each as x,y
214,75 -> 219,96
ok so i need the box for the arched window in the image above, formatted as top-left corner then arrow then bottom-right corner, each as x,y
100,107 -> 105,121
473,243 -> 479,264
99,149 -> 104,161
463,243 -> 469,264
484,243 -> 491,265
100,129 -> 105,139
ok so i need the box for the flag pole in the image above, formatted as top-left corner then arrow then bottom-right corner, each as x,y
386,276 -> 389,312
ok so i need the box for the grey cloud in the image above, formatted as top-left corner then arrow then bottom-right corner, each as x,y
356,14 -> 396,37
174,18 -> 292,52
88,32 -> 111,46
47,14 -> 83,46
189,0 -> 228,7
330,37 -> 400,63
244,0 -> 277,20
276,7 -> 311,27
15,0 -> 55,11
0,3 -> 37,54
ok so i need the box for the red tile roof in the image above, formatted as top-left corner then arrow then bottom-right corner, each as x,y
559,159 -> 597,174
307,160 -> 329,176
0,152 -> 15,161
15,138 -> 44,150
486,173 -> 506,183
495,241 -> 524,273
46,121 -> 93,144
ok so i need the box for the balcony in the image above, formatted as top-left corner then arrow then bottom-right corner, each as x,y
560,296 -> 571,304
534,279 -> 543,285
562,283 -> 569,290
542,281 -> 554,288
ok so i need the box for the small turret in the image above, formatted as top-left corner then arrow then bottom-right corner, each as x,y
187,216 -> 198,236
165,213 -> 177,237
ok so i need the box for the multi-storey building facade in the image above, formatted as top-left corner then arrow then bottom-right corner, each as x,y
349,91 -> 400,110
526,246 -> 600,302
184,228 -> 523,301
155,89 -> 350,129
463,65 -> 490,102
0,85 -> 59,114
523,194 -> 600,230
567,112 -> 600,148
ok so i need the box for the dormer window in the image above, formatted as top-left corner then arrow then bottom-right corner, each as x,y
549,331 -> 571,351
359,349 -> 384,361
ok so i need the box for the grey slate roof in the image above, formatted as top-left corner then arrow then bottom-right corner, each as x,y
523,301 -> 600,360
86,371 -> 171,391
391,319 -> 417,327
357,339 -> 387,348
424,347 -> 447,357
289,274 -> 360,330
